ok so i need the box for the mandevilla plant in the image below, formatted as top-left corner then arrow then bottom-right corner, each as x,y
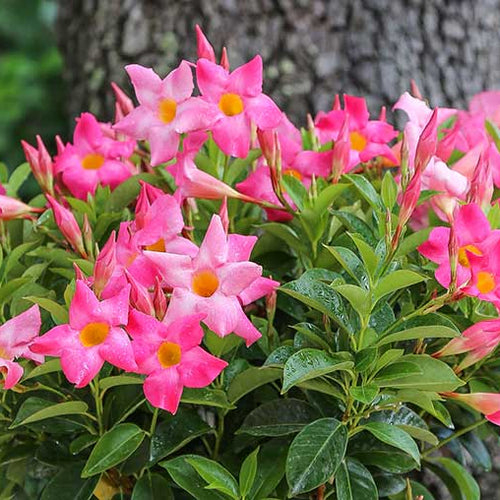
2,25 -> 500,500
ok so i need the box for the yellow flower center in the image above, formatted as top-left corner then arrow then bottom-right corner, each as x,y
349,131 -> 367,152
0,347 -> 8,359
477,271 -> 496,294
81,153 -> 105,170
218,93 -> 244,116
458,245 -> 482,268
157,341 -> 181,368
79,322 -> 110,347
158,98 -> 177,124
192,270 -> 219,297
284,169 -> 303,181
145,239 -> 166,252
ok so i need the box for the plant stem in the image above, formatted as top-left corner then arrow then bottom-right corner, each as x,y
91,379 -> 105,435
212,410 -> 225,460
422,419 -> 486,458
149,407 -> 159,437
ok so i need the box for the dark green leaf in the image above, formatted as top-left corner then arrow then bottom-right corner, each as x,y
227,367 -> 282,403
286,417 -> 347,495
426,458 -> 479,500
335,458 -> 378,500
240,447 -> 259,498
82,423 -> 145,477
10,400 -> 88,428
376,325 -> 459,346
181,387 -> 234,409
131,473 -> 173,500
350,384 -> 379,404
238,399 -> 319,436
40,463 -> 99,500
374,270 -> 426,301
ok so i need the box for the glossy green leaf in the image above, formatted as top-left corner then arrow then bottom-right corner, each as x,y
181,387 -> 234,408
99,375 -> 144,391
131,473 -> 173,500
237,398 -> 319,436
374,361 -> 423,384
375,355 -> 464,392
374,270 -> 426,301
311,183 -> 347,214
286,417 -> 347,495
361,422 -> 420,465
161,455 -> 229,500
282,349 -> 353,393
149,409 -> 211,464
335,458 -> 378,500
23,358 -> 61,380
326,246 -> 369,288
381,171 -> 398,210
227,367 -> 282,403
350,384 -> 379,404
388,480 -> 435,500
40,463 -> 99,500
10,400 -> 88,428
349,233 -> 379,277
376,325 -> 459,346
25,295 -> 68,324
426,458 -> 480,500
185,456 -> 239,499
82,423 -> 145,477
282,174 -> 306,210
332,284 -> 371,318
240,447 -> 259,498
344,173 -> 384,212
70,434 -> 98,455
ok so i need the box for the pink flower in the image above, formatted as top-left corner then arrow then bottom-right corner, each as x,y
0,306 -> 41,390
31,281 -> 136,388
315,95 -> 398,168
418,203 -> 493,289
145,215 -> 279,346
93,231 -> 117,297
55,113 -> 136,199
443,392 -> 500,426
115,62 -> 217,166
469,91 -> 500,124
434,318 -> 500,370
196,56 -> 282,158
47,195 -> 86,257
127,309 -> 227,413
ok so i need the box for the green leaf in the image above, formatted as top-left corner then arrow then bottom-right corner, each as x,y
105,173 -> 160,212
375,355 -> 464,392
361,422 -> 420,465
161,455 -> 229,500
10,401 -> 88,428
227,366 -> 282,403
40,463 -> 99,500
204,330 -> 242,356
259,222 -> 306,251
350,384 -> 379,404
374,270 -> 426,301
237,399 -> 319,436
6,162 -> 31,197
486,119 -> 500,152
282,349 -> 353,393
0,277 -> 30,304
381,171 -> 398,210
70,434 -> 99,455
181,387 -> 234,409
149,409 -> 211,464
311,183 -> 347,214
335,458 -> 378,500
99,375 -> 144,391
280,275 -> 350,330
376,325 -> 459,346
185,456 -> 239,499
326,246 -> 369,288
374,349 -> 404,371
82,423 -> 145,477
374,361 -> 423,383
349,233 -> 379,277
131,473 -> 173,500
286,417 -> 348,495
388,480 -> 435,500
25,296 -> 68,324
333,283 -> 371,318
344,174 -> 384,212
426,457 -> 480,500
282,174 -> 306,210
240,447 -> 259,498
395,228 -> 432,257
249,439 -> 288,500
331,210 -> 377,246
23,358 -> 61,380
226,148 -> 262,185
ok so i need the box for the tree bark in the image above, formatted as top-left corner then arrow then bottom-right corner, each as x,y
56,0 -> 500,125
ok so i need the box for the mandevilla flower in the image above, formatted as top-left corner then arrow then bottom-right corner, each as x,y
127,309 -> 227,413
145,214 -> 279,346
0,195 -> 42,221
115,61 -> 217,166
31,281 -> 136,388
55,112 -> 136,199
196,56 -> 282,158
0,305 -> 41,390
443,392 -> 500,426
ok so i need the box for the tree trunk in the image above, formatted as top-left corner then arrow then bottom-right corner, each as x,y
56,0 -> 500,126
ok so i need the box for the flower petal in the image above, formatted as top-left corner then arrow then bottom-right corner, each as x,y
126,64 -> 162,108
194,215 -> 228,269
143,368 -> 183,413
162,61 -> 194,102
228,55 -> 263,97
0,359 -> 24,390
61,346 -> 104,388
179,346 -> 227,388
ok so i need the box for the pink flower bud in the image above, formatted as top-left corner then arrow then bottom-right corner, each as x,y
410,79 -> 424,100
443,392 -> 500,425
55,135 -> 66,156
257,128 -> 277,167
153,278 -> 167,321
219,197 -> 229,234
414,108 -> 438,173
220,47 -> 230,71
436,129 -> 458,162
111,81 -> 134,117
332,94 -> 341,111
468,153 -> 493,211
21,136 -> 54,195
195,24 -> 216,62
46,195 -> 86,257
93,231 -> 116,296
125,270 -> 155,316
331,116 -> 350,182
0,195 -> 41,221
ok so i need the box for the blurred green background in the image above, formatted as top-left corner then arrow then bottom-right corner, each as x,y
0,0 -> 66,170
